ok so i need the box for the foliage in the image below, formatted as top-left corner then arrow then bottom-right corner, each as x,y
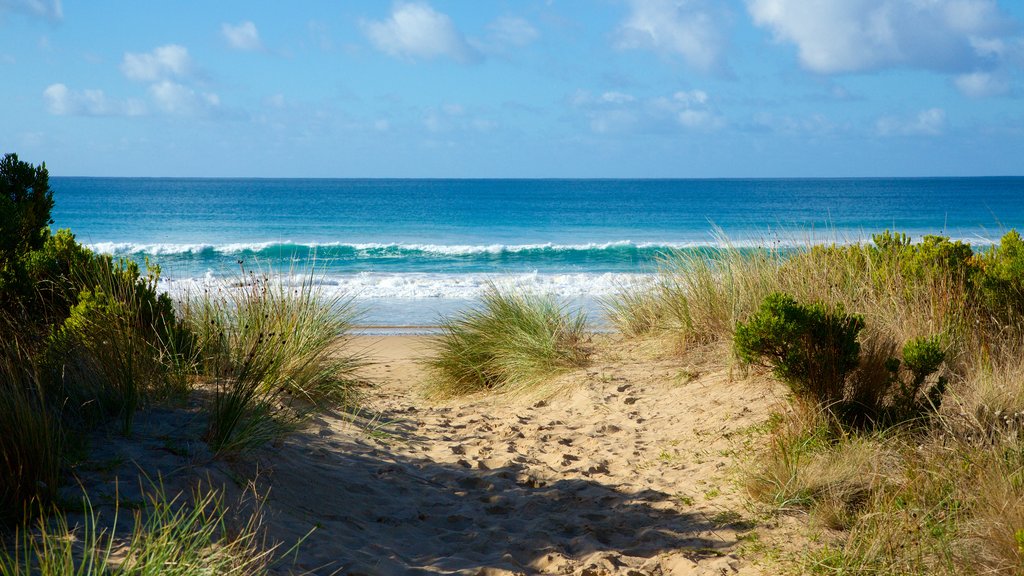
0,153 -> 53,266
0,338 -> 63,524
979,229 -> 1024,318
734,292 -> 864,408
886,335 -> 947,421
426,286 -> 591,397
181,268 -> 364,453
869,231 -> 975,282
0,486 -> 275,575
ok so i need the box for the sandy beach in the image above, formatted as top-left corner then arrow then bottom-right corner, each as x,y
66,334 -> 800,575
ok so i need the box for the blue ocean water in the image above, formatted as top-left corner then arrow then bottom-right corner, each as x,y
50,177 -> 1024,328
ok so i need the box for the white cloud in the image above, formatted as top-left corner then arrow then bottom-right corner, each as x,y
362,2 -> 477,63
747,0 -> 1014,74
955,71 -> 1010,97
222,21 -> 263,52
574,88 -> 723,134
876,108 -> 946,136
422,103 -> 493,133
0,0 -> 62,20
487,16 -> 539,48
614,0 -> 727,73
149,81 -> 220,116
43,83 -> 146,116
121,44 -> 192,82
601,91 -> 636,104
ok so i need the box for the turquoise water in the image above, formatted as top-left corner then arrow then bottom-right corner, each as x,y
50,177 -> 1024,327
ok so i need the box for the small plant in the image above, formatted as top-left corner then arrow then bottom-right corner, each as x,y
183,266 -> 364,453
885,335 -> 947,421
734,292 -> 864,408
602,281 -> 666,336
0,485 -> 277,575
426,286 -> 591,397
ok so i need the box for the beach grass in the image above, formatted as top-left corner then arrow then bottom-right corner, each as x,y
425,286 -> 591,397
0,485 -> 275,576
181,266 -> 365,453
607,230 -> 1024,574
0,335 -> 63,525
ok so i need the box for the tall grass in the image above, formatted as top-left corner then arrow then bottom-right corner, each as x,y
605,232 -> 1024,573
0,337 -> 63,524
181,267 -> 364,453
426,286 -> 591,397
0,486 -> 275,575
41,258 -> 187,433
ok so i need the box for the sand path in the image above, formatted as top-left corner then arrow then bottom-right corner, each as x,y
68,336 -> 788,575
233,336 -> 784,575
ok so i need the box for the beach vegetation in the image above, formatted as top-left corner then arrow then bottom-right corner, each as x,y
0,152 -> 357,576
609,229 -> 1024,574
425,286 -> 590,397
180,267 -> 365,453
734,292 -> 864,409
0,485 -> 276,576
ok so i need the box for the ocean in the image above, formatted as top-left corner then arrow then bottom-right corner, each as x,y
50,177 -> 1024,330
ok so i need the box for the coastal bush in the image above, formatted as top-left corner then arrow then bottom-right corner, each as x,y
979,229 -> 1024,319
0,153 -> 53,269
426,287 -> 591,397
734,292 -> 864,409
182,268 -> 364,453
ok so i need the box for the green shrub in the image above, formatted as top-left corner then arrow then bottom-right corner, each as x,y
426,287 -> 591,397
979,229 -> 1024,319
892,332 -> 946,416
734,292 -> 864,408
0,153 -> 53,266
870,231 -> 975,281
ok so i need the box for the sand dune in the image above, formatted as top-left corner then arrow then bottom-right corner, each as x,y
69,336 -> 793,575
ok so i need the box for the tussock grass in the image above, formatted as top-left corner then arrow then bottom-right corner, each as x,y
0,337 -> 63,524
181,267 -> 364,453
0,485 -> 275,575
425,286 -> 591,398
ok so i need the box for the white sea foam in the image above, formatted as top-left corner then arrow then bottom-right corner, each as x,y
83,238 -> 828,257
158,271 -> 656,301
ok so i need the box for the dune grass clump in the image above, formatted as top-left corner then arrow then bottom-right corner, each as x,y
181,268 -> 364,453
0,486 -> 275,576
0,337 -> 63,525
426,287 -> 591,397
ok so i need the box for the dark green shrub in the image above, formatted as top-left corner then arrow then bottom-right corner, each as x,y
0,153 -> 53,265
0,153 -> 54,320
886,335 -> 947,421
734,292 -> 864,407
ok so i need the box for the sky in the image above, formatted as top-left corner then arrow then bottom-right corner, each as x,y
1,0 -> 1022,178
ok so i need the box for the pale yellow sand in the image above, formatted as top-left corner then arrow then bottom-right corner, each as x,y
70,335 -> 802,575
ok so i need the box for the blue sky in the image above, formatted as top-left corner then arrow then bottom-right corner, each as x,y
1,0 -> 1022,177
